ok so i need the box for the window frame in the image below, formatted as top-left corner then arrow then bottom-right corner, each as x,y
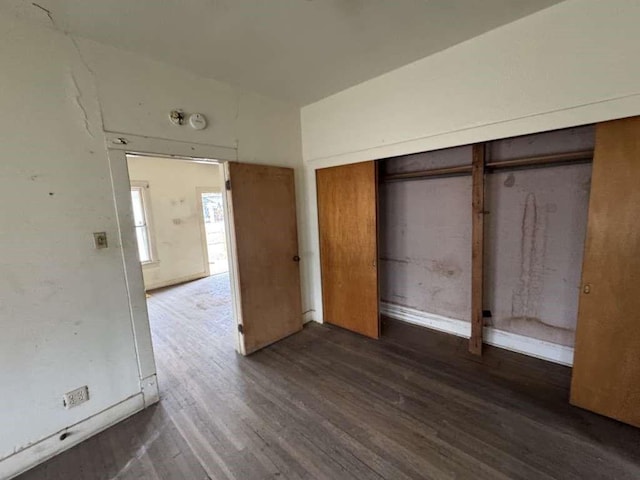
130,180 -> 158,266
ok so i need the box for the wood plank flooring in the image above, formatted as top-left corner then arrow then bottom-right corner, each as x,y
17,274 -> 640,479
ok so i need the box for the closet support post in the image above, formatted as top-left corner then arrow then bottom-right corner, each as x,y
470,143 -> 486,355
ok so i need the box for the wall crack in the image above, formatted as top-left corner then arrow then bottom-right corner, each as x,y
69,72 -> 94,138
66,34 -> 108,134
31,2 -> 55,26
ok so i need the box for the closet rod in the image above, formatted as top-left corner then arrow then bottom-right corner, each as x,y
486,149 -> 593,170
381,149 -> 594,182
382,164 -> 472,181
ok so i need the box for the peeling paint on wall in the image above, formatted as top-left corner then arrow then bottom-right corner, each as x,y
511,192 -> 546,322
485,165 -> 592,346
503,173 -> 515,187
485,127 -> 594,346
427,258 -> 462,279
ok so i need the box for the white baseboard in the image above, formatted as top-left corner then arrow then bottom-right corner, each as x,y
1,394 -> 147,480
302,310 -> 316,324
144,271 -> 209,291
140,374 -> 160,406
380,302 -> 574,366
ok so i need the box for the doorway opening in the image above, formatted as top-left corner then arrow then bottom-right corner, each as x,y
120,148 -> 302,367
125,153 -> 238,372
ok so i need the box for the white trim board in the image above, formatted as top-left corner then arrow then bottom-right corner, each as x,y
380,302 -> 574,366
106,131 -> 237,162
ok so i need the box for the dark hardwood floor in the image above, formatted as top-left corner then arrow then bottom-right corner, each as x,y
18,274 -> 640,479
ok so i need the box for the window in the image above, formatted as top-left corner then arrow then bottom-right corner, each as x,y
130,182 -> 155,264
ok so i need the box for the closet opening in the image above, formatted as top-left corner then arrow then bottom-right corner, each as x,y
377,125 -> 595,365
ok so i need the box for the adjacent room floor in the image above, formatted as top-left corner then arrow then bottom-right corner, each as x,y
18,275 -> 640,479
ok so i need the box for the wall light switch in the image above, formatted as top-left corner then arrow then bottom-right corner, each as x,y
93,232 -> 108,249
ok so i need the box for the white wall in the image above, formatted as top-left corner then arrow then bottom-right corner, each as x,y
301,0 -> 640,328
0,13 -> 303,479
0,15 -> 144,476
127,156 -> 222,290
302,0 -> 640,164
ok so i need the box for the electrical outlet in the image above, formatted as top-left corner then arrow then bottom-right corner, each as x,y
63,386 -> 89,409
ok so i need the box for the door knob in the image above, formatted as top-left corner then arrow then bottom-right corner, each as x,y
583,284 -> 591,294
293,255 -> 300,262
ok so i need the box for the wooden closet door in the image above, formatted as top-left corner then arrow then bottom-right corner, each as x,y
570,116 -> 640,427
317,161 -> 379,339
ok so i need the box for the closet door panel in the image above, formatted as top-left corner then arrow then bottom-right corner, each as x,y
317,161 -> 379,339
570,116 -> 640,427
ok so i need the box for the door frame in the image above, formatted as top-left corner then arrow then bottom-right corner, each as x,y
105,132 -> 243,385
222,162 -> 246,354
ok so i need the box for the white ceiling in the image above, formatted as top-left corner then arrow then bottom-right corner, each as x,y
4,0 -> 563,105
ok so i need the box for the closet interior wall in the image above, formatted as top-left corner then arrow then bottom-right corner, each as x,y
380,146 -> 473,322
485,127 -> 594,347
379,125 -> 595,357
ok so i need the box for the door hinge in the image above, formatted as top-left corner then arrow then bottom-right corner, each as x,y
237,324 -> 244,334
225,179 -> 231,191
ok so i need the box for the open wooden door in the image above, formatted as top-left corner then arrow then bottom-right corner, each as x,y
317,161 -> 379,339
570,116 -> 640,427
224,162 -> 302,355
